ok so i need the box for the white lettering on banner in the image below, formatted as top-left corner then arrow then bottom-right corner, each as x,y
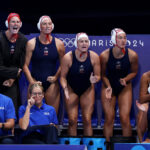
98,40 -> 113,47
139,40 -> 144,47
126,40 -> 144,47
91,40 -> 96,46
98,40 -> 103,46
59,38 -> 144,48
133,40 -> 138,47
127,40 -> 131,46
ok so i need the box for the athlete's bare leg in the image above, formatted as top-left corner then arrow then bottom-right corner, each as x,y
137,109 -> 148,142
118,83 -> 132,137
45,81 -> 60,114
101,84 -> 116,142
80,85 -> 95,136
64,87 -> 79,136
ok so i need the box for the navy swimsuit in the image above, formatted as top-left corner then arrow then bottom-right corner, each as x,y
106,47 -> 131,96
67,50 -> 93,96
31,37 -> 59,91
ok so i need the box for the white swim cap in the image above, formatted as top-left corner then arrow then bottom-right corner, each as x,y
111,28 -> 126,45
37,15 -> 54,31
74,32 -> 89,48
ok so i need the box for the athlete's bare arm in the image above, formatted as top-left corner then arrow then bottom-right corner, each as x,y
90,51 -> 101,82
100,49 -> 111,88
53,38 -> 65,80
23,38 -> 36,84
124,49 -> 138,82
140,72 -> 150,103
60,51 -> 72,89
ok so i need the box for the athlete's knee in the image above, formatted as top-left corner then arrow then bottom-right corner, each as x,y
120,115 -> 130,126
82,116 -> 91,126
105,113 -> 115,125
69,117 -> 78,127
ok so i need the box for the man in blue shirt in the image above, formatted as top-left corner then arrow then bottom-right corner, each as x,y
18,83 -> 58,144
0,93 -> 16,144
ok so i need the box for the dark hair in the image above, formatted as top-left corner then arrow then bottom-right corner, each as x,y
28,83 -> 44,94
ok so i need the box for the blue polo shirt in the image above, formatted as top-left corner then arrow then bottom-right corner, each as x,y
0,94 -> 16,136
18,102 -> 58,126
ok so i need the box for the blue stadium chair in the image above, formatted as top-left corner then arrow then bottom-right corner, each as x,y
59,137 -> 82,145
82,137 -> 106,150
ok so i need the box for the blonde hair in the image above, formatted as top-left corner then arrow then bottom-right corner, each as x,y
28,83 -> 44,94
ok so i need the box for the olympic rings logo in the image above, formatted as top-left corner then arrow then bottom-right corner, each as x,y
59,38 -> 75,48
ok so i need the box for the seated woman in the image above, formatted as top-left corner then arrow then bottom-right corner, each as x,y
0,93 -> 16,144
18,83 -> 58,144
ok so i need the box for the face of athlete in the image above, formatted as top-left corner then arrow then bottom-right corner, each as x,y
40,18 -> 53,34
77,37 -> 89,52
8,16 -> 21,34
31,86 -> 44,107
116,33 -> 127,48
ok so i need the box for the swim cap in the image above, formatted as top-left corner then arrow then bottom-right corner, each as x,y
37,15 -> 54,31
111,28 -> 125,45
5,13 -> 22,28
74,32 -> 89,48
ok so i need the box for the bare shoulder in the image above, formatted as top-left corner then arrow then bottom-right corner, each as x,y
63,51 -> 72,61
100,48 -> 109,56
128,48 -> 138,58
28,37 -> 36,45
142,71 -> 150,80
100,48 -> 110,61
140,72 -> 150,86
89,50 -> 100,65
55,37 -> 65,55
61,51 -> 72,67
89,50 -> 99,58
27,37 -> 36,51
55,37 -> 65,47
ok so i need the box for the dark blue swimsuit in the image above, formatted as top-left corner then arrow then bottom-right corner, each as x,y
106,47 -> 131,96
67,50 -> 93,96
31,37 -> 59,91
